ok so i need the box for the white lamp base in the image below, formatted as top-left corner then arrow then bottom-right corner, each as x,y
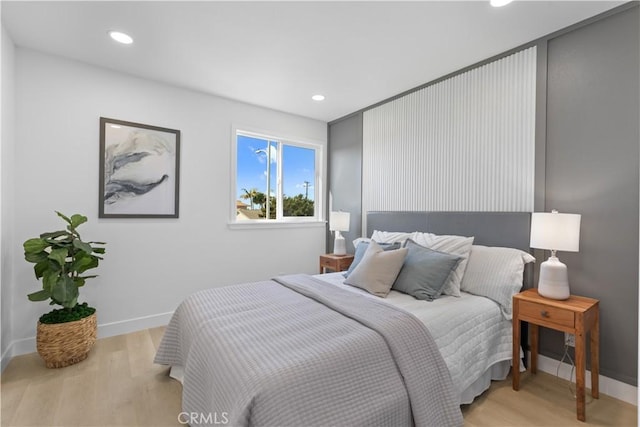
537,256 -> 570,300
334,231 -> 346,255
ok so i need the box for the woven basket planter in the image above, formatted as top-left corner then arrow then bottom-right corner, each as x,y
36,312 -> 97,368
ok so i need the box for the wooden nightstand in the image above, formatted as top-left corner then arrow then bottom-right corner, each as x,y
512,288 -> 599,422
319,254 -> 354,274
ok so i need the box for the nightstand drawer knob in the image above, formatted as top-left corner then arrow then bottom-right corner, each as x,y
540,310 -> 549,318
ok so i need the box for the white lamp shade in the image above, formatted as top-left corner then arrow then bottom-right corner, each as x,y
329,211 -> 350,232
530,211 -> 581,252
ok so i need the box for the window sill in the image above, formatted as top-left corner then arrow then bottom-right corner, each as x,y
228,220 -> 327,230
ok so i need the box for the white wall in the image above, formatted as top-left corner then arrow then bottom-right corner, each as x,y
7,48 -> 326,357
1,24 -> 16,369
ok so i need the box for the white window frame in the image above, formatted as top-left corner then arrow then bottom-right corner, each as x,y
230,126 -> 325,228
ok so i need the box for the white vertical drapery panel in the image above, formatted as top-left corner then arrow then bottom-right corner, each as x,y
363,46 -> 536,215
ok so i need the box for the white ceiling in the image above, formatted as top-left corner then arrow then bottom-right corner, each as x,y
1,1 -> 625,122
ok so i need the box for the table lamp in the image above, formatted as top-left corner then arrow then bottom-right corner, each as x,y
530,210 -> 581,300
329,211 -> 350,255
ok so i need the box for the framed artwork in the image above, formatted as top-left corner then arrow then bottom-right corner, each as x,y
99,117 -> 180,218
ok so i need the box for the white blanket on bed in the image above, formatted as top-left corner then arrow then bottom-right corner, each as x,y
317,272 -> 514,399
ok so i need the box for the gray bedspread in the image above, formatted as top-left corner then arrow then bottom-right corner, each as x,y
154,274 -> 463,427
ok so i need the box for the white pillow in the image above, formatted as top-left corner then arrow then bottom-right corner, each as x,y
460,245 -> 535,319
344,240 -> 408,297
411,232 -> 474,297
352,237 -> 370,248
371,230 -> 414,244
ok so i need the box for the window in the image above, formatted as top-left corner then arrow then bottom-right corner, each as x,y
233,129 -> 322,223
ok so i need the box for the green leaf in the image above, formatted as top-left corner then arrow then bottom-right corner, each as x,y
81,257 -> 99,274
51,276 -> 78,307
46,260 -> 62,273
55,211 -> 72,225
34,260 -> 49,279
71,255 -> 98,274
40,230 -> 68,239
65,296 -> 78,309
47,236 -> 73,248
48,248 -> 68,266
73,277 -> 86,288
92,247 -> 106,254
23,238 -> 49,254
28,289 -> 51,302
73,239 -> 93,254
42,270 -> 59,293
25,251 -> 48,264
70,214 -> 88,229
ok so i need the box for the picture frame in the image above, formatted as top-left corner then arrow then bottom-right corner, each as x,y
99,117 -> 180,218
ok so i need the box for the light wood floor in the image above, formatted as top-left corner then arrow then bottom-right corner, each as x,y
1,326 -> 636,426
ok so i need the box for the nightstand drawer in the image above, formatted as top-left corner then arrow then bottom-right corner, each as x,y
320,258 -> 336,269
519,300 -> 575,328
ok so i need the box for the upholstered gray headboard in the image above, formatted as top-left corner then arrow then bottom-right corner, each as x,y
366,211 -> 533,288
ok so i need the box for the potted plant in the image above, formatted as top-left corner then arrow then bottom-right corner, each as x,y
23,212 -> 105,368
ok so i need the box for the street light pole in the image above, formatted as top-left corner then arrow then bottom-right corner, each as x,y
303,180 -> 310,199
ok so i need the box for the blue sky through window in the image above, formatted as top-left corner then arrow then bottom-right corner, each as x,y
236,134 -> 315,205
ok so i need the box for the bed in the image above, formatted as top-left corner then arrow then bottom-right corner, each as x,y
155,211 -> 533,427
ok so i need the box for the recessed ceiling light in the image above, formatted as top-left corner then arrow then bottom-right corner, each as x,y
108,31 -> 133,45
490,0 -> 513,7
312,94 -> 325,101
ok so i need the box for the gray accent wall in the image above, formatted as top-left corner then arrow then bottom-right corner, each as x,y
328,4 -> 639,386
543,6 -> 639,386
326,113 -> 362,254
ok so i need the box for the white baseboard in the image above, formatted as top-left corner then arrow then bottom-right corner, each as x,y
96,311 -> 173,339
536,353 -> 637,406
0,311 -> 173,372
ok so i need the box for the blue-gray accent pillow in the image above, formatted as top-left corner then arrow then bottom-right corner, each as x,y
392,239 -> 463,301
343,241 -> 401,278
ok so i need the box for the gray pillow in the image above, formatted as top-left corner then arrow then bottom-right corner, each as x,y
344,241 -> 401,278
344,241 -> 408,297
411,232 -> 474,297
392,239 -> 463,301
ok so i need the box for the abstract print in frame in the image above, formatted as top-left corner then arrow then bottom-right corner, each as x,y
99,117 -> 180,218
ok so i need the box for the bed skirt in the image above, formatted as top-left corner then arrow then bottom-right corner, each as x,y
168,359 -> 516,407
